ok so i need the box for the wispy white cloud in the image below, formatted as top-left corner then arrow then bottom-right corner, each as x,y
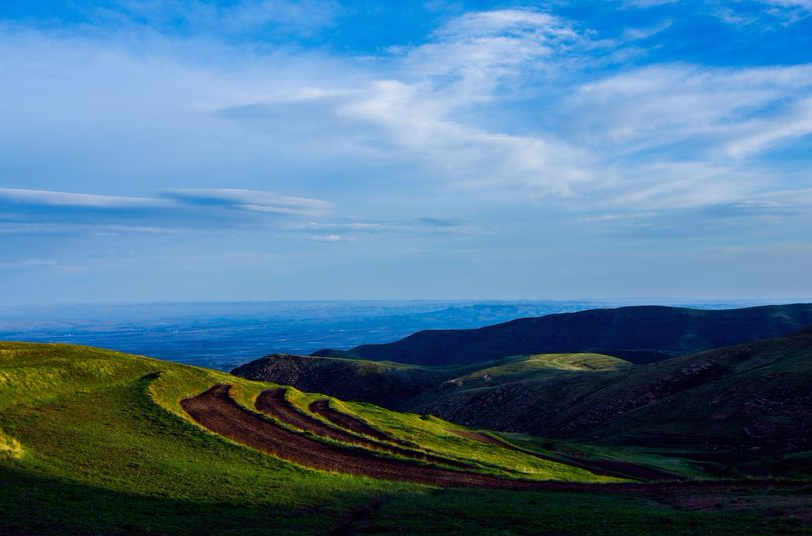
760,0 -> 812,11
0,258 -> 60,269
164,188 -> 331,216
0,187 -> 163,208
0,222 -> 174,235
404,9 -> 579,87
308,233 -> 348,242
751,0 -> 812,23
722,96 -> 812,156
0,186 -> 485,240
566,64 -> 812,148
0,187 -> 332,230
305,217 -> 483,236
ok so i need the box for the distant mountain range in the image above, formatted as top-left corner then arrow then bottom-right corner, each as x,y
234,304 -> 812,468
311,304 -> 812,365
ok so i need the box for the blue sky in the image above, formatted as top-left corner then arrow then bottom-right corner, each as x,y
1,0 -> 812,304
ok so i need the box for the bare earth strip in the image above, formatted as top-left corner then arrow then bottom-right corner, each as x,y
309,399 -> 410,446
182,384 -> 554,488
255,389 -> 473,470
181,385 -> 810,493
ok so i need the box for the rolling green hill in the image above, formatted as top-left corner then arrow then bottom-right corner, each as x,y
2,341 -> 812,535
233,352 -> 631,410
313,304 -> 812,365
411,331 -> 812,459
236,332 -> 812,480
231,353 -> 472,408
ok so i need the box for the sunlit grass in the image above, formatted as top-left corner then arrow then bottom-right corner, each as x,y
1,341 -> 808,535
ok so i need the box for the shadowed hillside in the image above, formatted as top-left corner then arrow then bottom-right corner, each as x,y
236,330 -> 812,477
416,331 -> 812,455
312,304 -> 812,365
231,354 -> 468,408
233,352 -> 631,411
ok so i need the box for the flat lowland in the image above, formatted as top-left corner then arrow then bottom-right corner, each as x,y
2,341 -> 811,535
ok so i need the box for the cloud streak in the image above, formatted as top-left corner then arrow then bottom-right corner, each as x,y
0,188 -> 163,208
164,188 -> 331,216
0,187 -> 331,232
0,187 -> 476,240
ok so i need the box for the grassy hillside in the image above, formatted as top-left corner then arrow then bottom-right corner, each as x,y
413,332 -> 812,475
313,303 -> 812,365
232,352 -> 630,410
2,341 -> 811,535
231,353 -> 475,408
449,352 -> 630,385
236,334 -> 812,481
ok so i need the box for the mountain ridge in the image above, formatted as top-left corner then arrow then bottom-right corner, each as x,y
312,303 -> 812,365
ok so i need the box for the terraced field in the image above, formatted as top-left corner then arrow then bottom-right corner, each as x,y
3,341 -> 812,535
253,388 -> 475,469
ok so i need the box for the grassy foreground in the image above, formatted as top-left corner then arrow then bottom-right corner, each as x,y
1,341 -> 810,535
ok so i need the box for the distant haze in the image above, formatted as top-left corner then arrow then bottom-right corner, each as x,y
0,299 -> 796,369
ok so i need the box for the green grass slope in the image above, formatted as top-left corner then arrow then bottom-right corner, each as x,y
231,353 -> 475,408
231,352 -> 630,410
415,332 -> 812,479
2,341 -> 811,535
445,353 -> 630,388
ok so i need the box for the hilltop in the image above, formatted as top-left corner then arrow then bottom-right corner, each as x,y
312,303 -> 812,365
418,331 -> 812,456
236,331 -> 812,478
231,353 -> 466,408
4,341 -> 812,534
233,352 -> 631,410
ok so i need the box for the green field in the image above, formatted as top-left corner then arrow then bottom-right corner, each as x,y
1,341 -> 810,535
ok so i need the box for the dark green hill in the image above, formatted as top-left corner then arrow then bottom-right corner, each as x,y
232,352 -> 630,410
237,331 -> 812,472
230,354 -> 468,408
415,331 -> 812,459
312,304 -> 812,365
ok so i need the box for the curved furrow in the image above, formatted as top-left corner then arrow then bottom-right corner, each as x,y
181,384 -> 548,488
182,385 -> 811,494
309,399 -> 412,447
255,389 -> 473,470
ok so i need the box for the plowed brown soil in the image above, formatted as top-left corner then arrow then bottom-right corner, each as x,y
309,399 -> 409,446
256,389 -> 472,469
181,384 -> 810,493
181,384 -> 553,488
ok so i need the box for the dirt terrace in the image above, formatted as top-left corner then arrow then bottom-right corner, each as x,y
181,384 -> 810,492
255,389 -> 473,469
182,384 -> 554,488
309,399 -> 410,446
